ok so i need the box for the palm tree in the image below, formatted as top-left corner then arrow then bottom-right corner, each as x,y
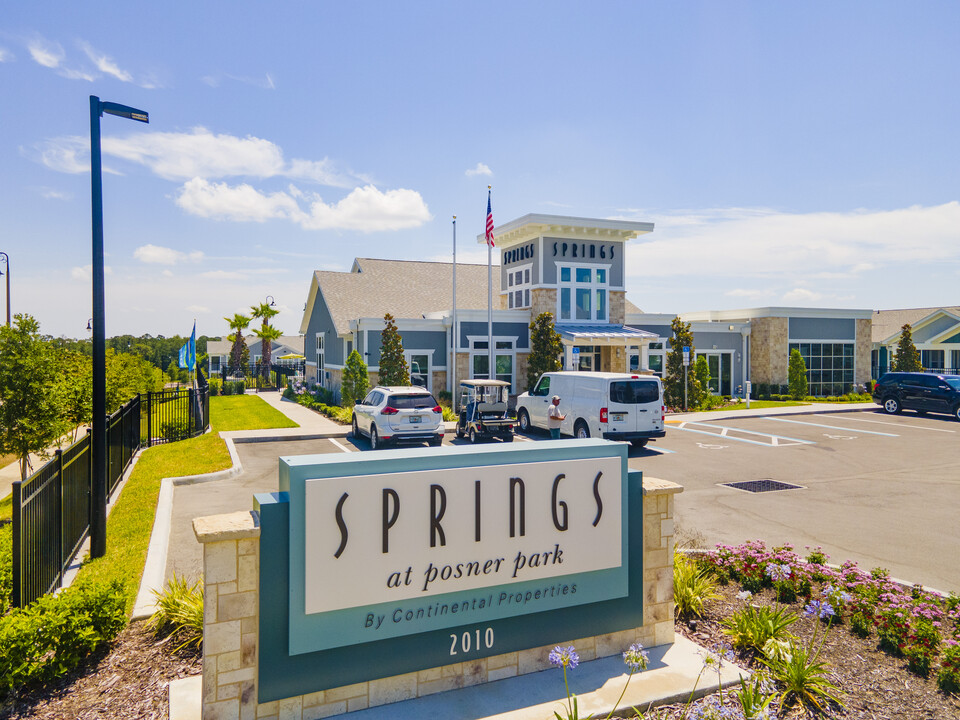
251,301 -> 281,384
224,313 -> 251,377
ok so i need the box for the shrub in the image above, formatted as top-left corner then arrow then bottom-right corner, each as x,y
904,619 -> 940,677
0,524 -> 11,615
160,419 -> 189,442
938,643 -> 960,694
722,604 -> 798,653
0,579 -> 126,693
282,386 -> 294,399
850,611 -> 872,638
673,554 -> 719,619
762,640 -> 844,713
437,390 -> 452,405
148,574 -> 204,651
208,377 -> 222,396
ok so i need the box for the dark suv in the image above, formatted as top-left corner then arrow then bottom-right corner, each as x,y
872,372 -> 960,420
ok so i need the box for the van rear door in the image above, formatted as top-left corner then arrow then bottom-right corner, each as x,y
607,379 -> 662,434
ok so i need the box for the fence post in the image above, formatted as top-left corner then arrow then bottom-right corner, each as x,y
57,448 -> 64,590
87,427 -> 93,531
188,387 -> 194,438
147,391 -> 153,448
11,480 -> 22,608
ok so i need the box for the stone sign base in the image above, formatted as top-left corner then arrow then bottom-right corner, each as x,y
193,477 -> 682,720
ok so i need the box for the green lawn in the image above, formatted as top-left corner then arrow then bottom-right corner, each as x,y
0,495 -> 10,524
78,394 -> 298,614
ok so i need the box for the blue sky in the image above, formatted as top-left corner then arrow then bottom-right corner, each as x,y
2,2 -> 958,339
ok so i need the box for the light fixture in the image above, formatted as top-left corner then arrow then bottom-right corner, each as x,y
266,295 -> 275,307
86,318 -> 93,331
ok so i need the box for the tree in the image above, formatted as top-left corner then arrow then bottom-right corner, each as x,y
60,350 -> 93,442
105,350 -> 166,413
788,348 -> 809,400
893,323 -> 922,372
378,313 -> 409,386
225,313 -> 251,377
527,312 -> 563,391
0,314 -> 68,479
341,349 -> 370,406
694,355 -> 711,400
663,317 -> 703,409
251,301 -> 282,384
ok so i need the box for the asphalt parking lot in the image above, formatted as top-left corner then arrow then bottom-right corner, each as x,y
166,408 -> 960,593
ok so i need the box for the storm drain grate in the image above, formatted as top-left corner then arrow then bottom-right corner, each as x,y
721,479 -> 804,493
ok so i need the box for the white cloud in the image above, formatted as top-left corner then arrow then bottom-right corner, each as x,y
201,270 -> 248,280
28,38 -> 63,68
299,185 -> 432,232
186,304 -> 211,314
79,41 -> 133,82
0,47 -> 13,62
782,288 -> 823,303
176,178 -> 302,223
58,67 -> 97,82
725,288 -> 772,300
466,162 -> 492,177
133,244 -> 204,265
623,202 -> 960,281
71,265 -> 113,280
176,179 -> 432,232
39,188 -> 71,200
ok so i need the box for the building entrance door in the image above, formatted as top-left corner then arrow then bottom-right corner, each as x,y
704,352 -> 733,395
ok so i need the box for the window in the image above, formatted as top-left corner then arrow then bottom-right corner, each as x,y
610,380 -> 659,404
506,263 -> 532,309
469,337 -> 516,392
210,356 -> 221,372
533,376 -> 551,396
406,351 -> 431,390
789,342 -> 854,396
557,264 -> 609,322
921,350 -> 944,370
315,333 -> 325,371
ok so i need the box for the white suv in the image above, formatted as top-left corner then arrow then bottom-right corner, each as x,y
351,386 -> 444,449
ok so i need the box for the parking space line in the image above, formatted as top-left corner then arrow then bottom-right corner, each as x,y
764,417 -> 898,437
670,422 -> 815,447
329,438 -> 354,453
824,414 -> 956,433
647,446 -> 675,454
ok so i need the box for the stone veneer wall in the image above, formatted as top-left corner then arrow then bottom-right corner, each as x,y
855,318 -> 872,386
530,288 -> 557,320
609,291 -> 625,325
749,317 -> 788,386
194,478 -> 682,720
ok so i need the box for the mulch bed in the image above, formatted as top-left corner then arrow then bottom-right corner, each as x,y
669,583 -> 960,719
0,622 -> 200,720
3,587 -> 959,719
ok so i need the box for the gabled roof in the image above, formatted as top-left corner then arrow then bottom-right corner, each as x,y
207,335 -> 304,356
873,306 -> 960,344
300,258 -> 502,336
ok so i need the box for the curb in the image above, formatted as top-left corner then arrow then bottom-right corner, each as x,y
131,437 -> 244,620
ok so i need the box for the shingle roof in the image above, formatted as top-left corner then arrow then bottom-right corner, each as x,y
207,335 -> 304,356
316,258 -> 501,335
872,307 -> 960,343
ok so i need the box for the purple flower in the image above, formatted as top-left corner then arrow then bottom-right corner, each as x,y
804,599 -> 835,620
623,642 -> 649,671
549,646 -> 579,669
765,563 -> 792,582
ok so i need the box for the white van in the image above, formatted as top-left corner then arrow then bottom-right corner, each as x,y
515,371 -> 666,447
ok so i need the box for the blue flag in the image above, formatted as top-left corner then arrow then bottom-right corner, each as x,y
188,321 -> 196,371
178,342 -> 188,369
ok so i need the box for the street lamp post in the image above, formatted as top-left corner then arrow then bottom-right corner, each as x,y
0,252 -> 10,326
89,95 -> 148,559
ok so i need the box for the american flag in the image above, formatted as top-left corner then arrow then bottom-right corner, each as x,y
485,189 -> 495,247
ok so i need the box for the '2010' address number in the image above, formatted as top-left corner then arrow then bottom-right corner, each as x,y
449,627 -> 494,656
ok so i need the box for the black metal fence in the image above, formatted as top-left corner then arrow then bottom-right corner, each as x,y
10,384 -> 210,607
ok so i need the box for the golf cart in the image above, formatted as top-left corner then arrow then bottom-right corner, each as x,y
455,379 -> 515,443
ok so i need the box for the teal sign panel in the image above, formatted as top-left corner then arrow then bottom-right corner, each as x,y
257,439 -> 643,703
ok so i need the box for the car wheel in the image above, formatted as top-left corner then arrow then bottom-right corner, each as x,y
517,409 -> 530,433
351,416 -> 360,439
575,421 -> 590,439
469,427 -> 478,444
455,423 -> 464,439
882,397 -> 901,415
630,439 -> 648,448
954,405 -> 960,422
502,434 -> 514,443
370,426 -> 381,449
429,436 -> 443,447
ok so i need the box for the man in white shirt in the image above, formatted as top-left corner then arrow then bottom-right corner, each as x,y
547,395 -> 565,439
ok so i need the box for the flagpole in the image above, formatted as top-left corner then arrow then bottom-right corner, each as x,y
487,186 -> 494,383
451,215 -> 457,405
